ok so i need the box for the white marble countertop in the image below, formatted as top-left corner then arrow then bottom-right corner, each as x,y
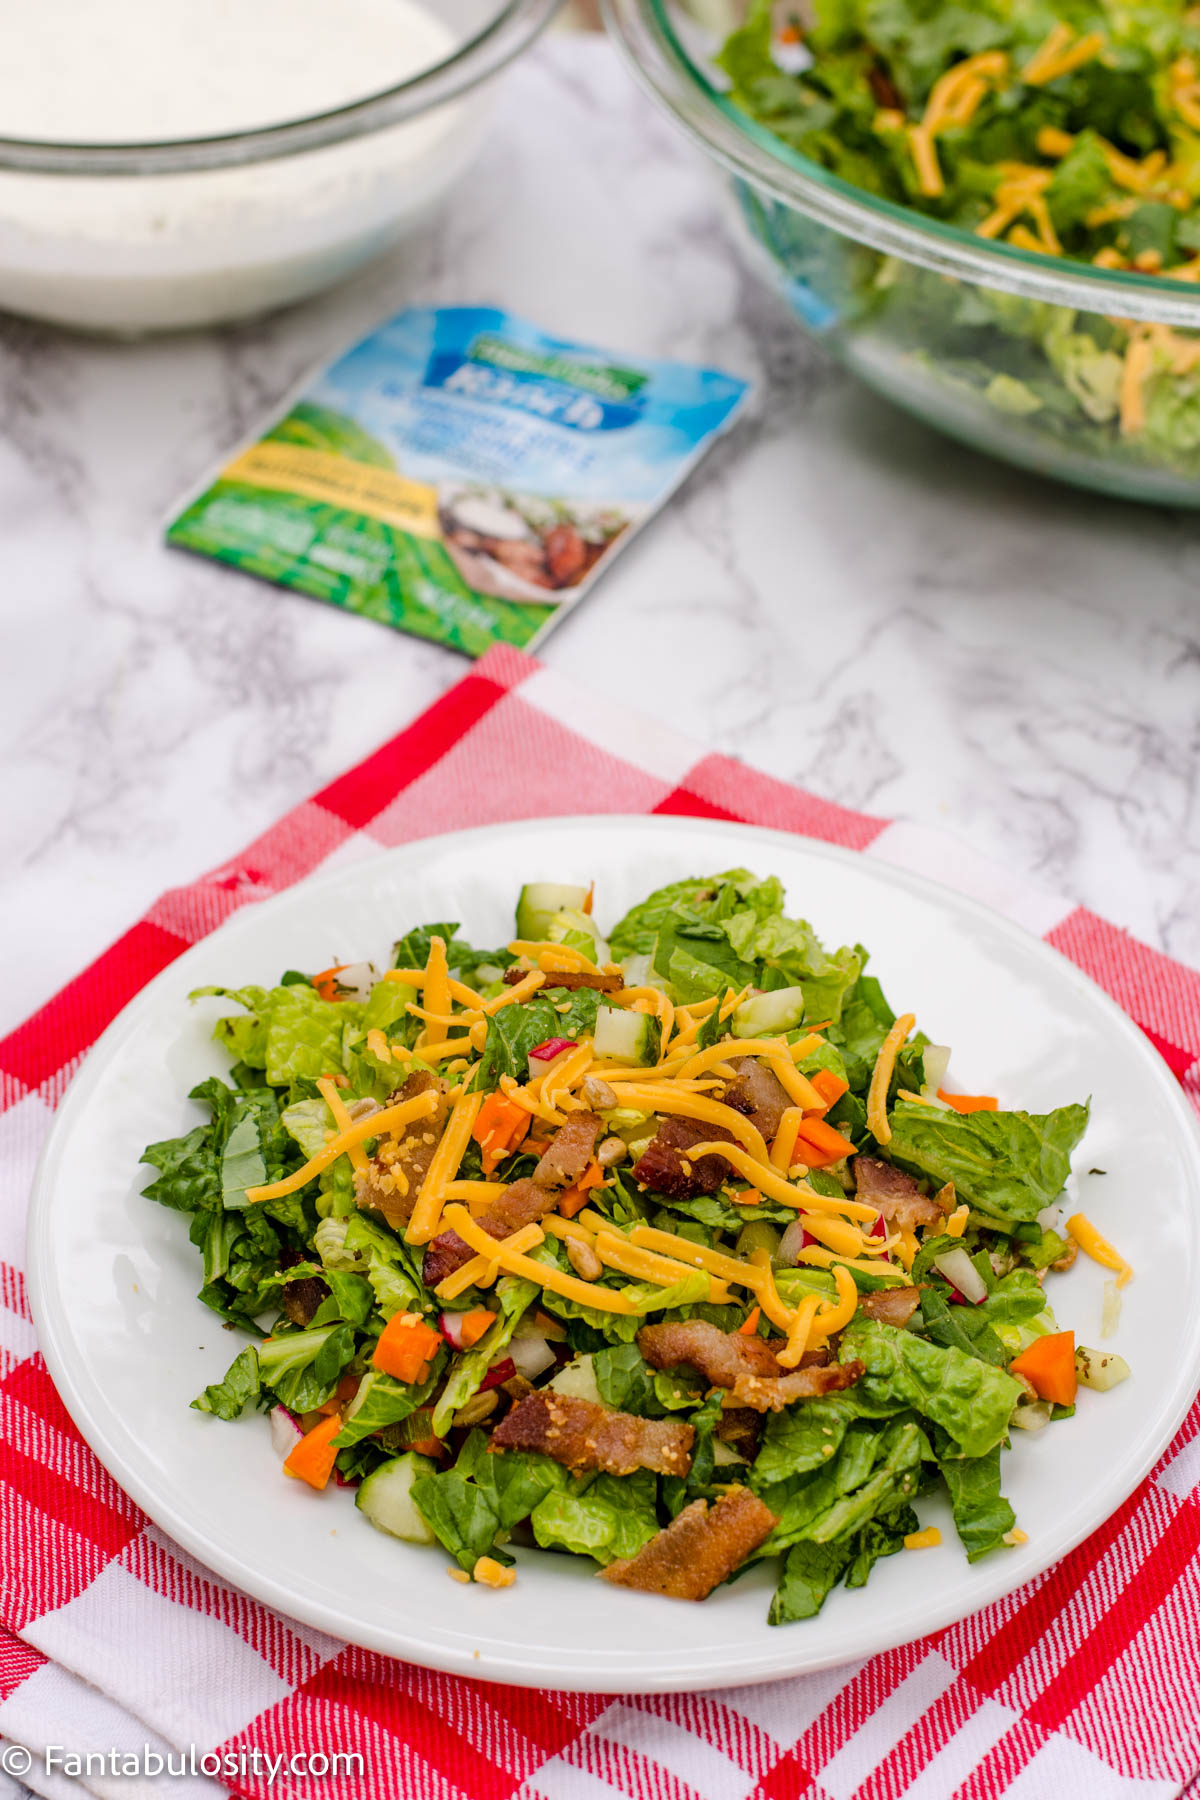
3,31 -> 1199,1040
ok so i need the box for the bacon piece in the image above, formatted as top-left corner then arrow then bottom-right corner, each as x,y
632,1115 -> 734,1198
279,1274 -> 330,1328
601,1489 -> 778,1601
638,1318 -> 782,1386
534,1111 -> 603,1189
855,1286 -> 922,1328
421,1177 -> 555,1287
729,1360 -> 865,1412
422,1110 -> 602,1286
716,1406 -> 763,1462
354,1071 -> 449,1230
490,1392 -> 693,1477
721,1056 -> 792,1142
503,967 -> 624,994
637,1318 -> 863,1412
853,1156 -> 944,1234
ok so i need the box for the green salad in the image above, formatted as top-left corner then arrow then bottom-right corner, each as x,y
720,0 -> 1200,471
142,872 -> 1127,1621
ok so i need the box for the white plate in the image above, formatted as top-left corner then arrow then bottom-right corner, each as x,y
26,817 -> 1200,1692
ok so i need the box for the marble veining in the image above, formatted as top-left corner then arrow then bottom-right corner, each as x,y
2,33 -> 1200,1039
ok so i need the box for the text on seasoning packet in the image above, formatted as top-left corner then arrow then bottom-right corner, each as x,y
167,306 -> 750,657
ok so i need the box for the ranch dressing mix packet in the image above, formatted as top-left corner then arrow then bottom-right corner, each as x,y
168,306 -> 750,656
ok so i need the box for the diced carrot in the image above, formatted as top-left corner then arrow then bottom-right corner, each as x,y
794,1117 -> 857,1167
283,1413 -> 344,1490
457,1308 -> 497,1348
373,1312 -> 443,1384
808,1068 -> 849,1112
317,1372 -> 361,1416
558,1160 -> 605,1219
472,1091 -> 532,1173
938,1089 -> 999,1114
1010,1331 -> 1076,1407
312,964 -> 350,1003
738,1305 -> 762,1336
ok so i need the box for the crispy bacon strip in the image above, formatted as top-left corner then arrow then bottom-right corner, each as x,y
637,1318 -> 862,1412
638,1318 -> 782,1385
421,1177 -> 556,1288
490,1391 -> 693,1477
422,1112 -> 603,1286
729,1361 -> 864,1412
632,1114 -> 735,1198
601,1489 -> 778,1600
853,1156 -> 944,1234
503,968 -> 624,994
354,1071 -> 449,1229
534,1111 -> 602,1189
721,1057 -> 792,1143
855,1285 -> 922,1327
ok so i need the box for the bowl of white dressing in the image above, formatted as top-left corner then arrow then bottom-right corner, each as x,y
0,0 -> 558,333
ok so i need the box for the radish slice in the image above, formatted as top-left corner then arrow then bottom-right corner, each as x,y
509,1329 -> 556,1381
933,1247 -> 988,1305
439,1311 -> 477,1352
478,1357 -> 517,1393
921,1045 -> 951,1094
1036,1204 -> 1061,1232
530,1037 -> 577,1062
331,960 -> 379,1003
270,1406 -> 303,1458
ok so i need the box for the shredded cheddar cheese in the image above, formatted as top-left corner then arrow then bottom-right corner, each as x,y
1065,1212 -> 1133,1285
441,1204 -> 643,1312
770,1106 -> 805,1173
404,1090 -> 483,1244
434,1222 -> 546,1300
315,1077 -> 370,1179
866,1011 -> 916,1145
945,1204 -> 970,1239
245,1090 -> 440,1202
904,1527 -> 942,1550
776,1292 -> 821,1369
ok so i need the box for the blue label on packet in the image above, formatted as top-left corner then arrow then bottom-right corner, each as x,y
167,306 -> 751,658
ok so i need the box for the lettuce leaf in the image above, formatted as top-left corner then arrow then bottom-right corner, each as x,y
410,1471 -> 508,1573
886,1101 -> 1090,1224
196,983 -> 359,1086
530,1468 -> 659,1566
840,1318 -> 1021,1459
940,1445 -> 1016,1562
191,1346 -> 261,1420
475,989 -> 600,1092
456,1429 -> 575,1528
259,1322 -> 358,1414
334,1362 -> 443,1448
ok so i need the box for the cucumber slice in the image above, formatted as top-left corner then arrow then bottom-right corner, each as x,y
732,986 -> 808,1038
515,883 -> 589,942
548,1354 -> 603,1405
593,1004 -> 660,1065
547,908 -> 611,966
355,1452 -> 438,1543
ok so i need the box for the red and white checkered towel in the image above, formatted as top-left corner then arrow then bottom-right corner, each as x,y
2,644 -> 1199,1800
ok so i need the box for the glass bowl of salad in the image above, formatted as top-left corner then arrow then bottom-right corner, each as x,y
604,0 -> 1200,505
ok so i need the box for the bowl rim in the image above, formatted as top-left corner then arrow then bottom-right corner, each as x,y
0,0 -> 560,176
602,0 -> 1200,327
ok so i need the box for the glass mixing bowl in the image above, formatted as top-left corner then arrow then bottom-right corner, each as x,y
0,0 -> 558,334
604,0 -> 1200,506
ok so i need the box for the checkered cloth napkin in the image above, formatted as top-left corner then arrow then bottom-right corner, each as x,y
2,643 -> 1199,1800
